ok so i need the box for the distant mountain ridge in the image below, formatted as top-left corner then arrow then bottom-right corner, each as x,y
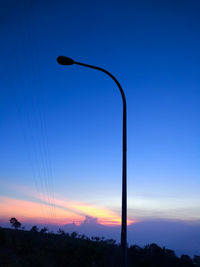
0,226 -> 199,266
62,217 -> 200,257
1,216 -> 199,257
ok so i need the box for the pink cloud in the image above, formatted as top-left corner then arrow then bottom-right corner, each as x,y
0,183 -> 136,226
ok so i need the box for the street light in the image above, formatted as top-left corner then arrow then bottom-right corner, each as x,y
57,56 -> 127,267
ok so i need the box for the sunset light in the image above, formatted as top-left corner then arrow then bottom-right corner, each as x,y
0,1 -> 200,265
0,193 -> 135,226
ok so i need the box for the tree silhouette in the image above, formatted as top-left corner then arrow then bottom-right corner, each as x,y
30,225 -> 39,232
0,226 -> 197,266
40,227 -> 48,234
9,218 -> 21,230
58,228 -> 66,235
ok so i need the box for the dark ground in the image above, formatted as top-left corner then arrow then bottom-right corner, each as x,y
0,227 -> 199,267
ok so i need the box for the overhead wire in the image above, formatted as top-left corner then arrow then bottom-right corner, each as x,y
12,4 -> 57,225
25,14 -> 55,222
13,44 -> 49,224
14,28 -> 51,225
28,19 -> 57,221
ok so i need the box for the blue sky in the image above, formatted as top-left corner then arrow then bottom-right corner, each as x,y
0,0 -> 200,230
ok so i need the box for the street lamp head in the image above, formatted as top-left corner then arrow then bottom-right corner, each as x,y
57,56 -> 74,65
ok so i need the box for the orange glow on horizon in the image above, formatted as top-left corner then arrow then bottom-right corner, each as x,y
0,193 -> 136,227
0,196 -> 83,225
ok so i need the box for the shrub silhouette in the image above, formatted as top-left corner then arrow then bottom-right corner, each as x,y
0,221 -> 198,267
40,227 -> 48,234
9,217 -> 21,230
30,225 -> 39,232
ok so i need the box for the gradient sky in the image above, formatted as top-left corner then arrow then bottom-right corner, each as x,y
0,0 -> 200,229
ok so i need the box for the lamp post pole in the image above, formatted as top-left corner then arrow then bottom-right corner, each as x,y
57,56 -> 127,267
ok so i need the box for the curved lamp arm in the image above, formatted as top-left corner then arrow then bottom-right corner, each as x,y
57,56 -> 127,267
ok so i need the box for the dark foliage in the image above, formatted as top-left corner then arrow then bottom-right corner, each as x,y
0,227 -> 199,267
30,225 -> 39,233
9,218 -> 21,230
40,227 -> 48,234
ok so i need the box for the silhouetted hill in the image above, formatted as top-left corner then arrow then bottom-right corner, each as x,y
61,217 -> 200,257
0,227 -> 199,267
